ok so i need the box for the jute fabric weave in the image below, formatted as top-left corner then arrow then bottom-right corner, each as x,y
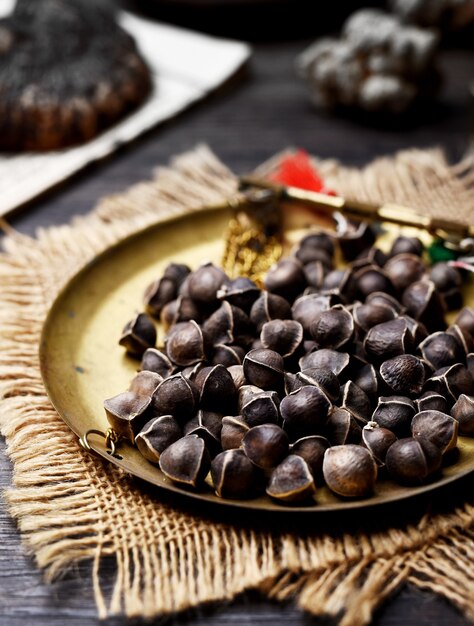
0,145 -> 474,625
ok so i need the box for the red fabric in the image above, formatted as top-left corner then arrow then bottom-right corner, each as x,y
270,150 -> 335,195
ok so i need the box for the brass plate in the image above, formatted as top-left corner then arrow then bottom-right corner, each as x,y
40,205 -> 474,513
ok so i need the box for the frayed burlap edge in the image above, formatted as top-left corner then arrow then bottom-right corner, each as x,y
0,145 -> 474,626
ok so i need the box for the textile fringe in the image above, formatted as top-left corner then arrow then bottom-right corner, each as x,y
0,145 -> 473,624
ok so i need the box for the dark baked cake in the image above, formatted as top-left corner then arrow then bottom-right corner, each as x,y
0,0 -> 152,151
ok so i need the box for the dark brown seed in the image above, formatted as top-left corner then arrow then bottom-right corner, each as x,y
365,291 -> 403,313
303,261 -> 327,289
144,276 -> 177,317
211,449 -> 258,499
250,292 -> 292,332
340,381 -> 372,425
322,268 -> 357,301
364,318 -> 413,362
386,437 -> 442,485
310,305 -> 354,350
384,253 -> 426,293
416,391 -> 447,413
325,407 -> 362,445
291,435 -> 330,478
291,293 -> 338,335
243,348 -> 285,391
187,262 -> 228,304
299,232 -> 335,257
264,258 -> 307,302
238,384 -> 264,412
194,364 -> 237,413
159,435 -> 210,487
468,353 -> 474,380
337,222 -> 376,261
402,280 -> 445,332
280,385 -> 331,434
203,301 -> 253,347
352,303 -> 397,334
294,367 -> 340,402
451,394 -> 474,435
353,246 -> 387,269
160,296 -> 202,331
390,235 -> 423,257
430,262 -> 462,293
352,363 -> 378,403
295,244 -> 332,267
242,424 -> 289,470
266,455 -> 316,502
217,277 -> 260,312
299,349 -> 351,379
261,319 -> 304,358
183,410 -> 223,451
379,354 -> 426,397
128,371 -> 163,396
418,332 -> 464,370
119,312 -> 156,357
241,391 -> 280,427
323,445 -> 377,497
151,373 -> 198,422
354,265 -> 395,299
371,395 -> 416,436
165,320 -> 206,367
454,307 -> 474,337
227,365 -> 246,389
361,422 -> 397,466
424,363 -> 474,404
135,415 -> 182,463
140,348 -> 174,378
221,415 -> 250,450
212,344 -> 245,367
446,325 -> 474,356
104,391 -> 151,443
400,314 -> 429,345
411,410 -> 458,454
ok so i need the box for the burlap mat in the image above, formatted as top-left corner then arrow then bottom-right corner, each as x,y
1,145 -> 474,626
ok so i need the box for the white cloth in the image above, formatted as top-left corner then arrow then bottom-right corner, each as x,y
0,1 -> 251,216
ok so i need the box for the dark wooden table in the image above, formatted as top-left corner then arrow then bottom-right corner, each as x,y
1,33 -> 473,626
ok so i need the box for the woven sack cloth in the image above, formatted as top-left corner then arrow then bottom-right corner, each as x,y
0,145 -> 473,626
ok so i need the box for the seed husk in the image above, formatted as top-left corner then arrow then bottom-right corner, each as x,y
261,319 -> 303,358
243,348 -> 285,391
159,435 -> 211,487
385,437 -> 442,485
371,395 -> 415,436
119,312 -> 157,357
221,415 -> 250,450
291,435 -> 330,479
310,305 -> 354,350
280,385 -> 331,434
140,348 -> 174,378
361,421 -> 397,466
325,407 -> 362,445
211,449 -> 259,499
379,354 -> 426,397
323,445 -> 377,498
165,320 -> 206,367
242,423 -> 289,470
451,394 -> 474,435
266,455 -> 316,502
411,410 -> 458,454
135,415 -> 182,463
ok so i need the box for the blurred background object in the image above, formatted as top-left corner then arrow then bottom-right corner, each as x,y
390,0 -> 474,30
297,9 -> 440,114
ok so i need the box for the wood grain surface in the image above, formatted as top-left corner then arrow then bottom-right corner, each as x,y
1,37 -> 474,626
